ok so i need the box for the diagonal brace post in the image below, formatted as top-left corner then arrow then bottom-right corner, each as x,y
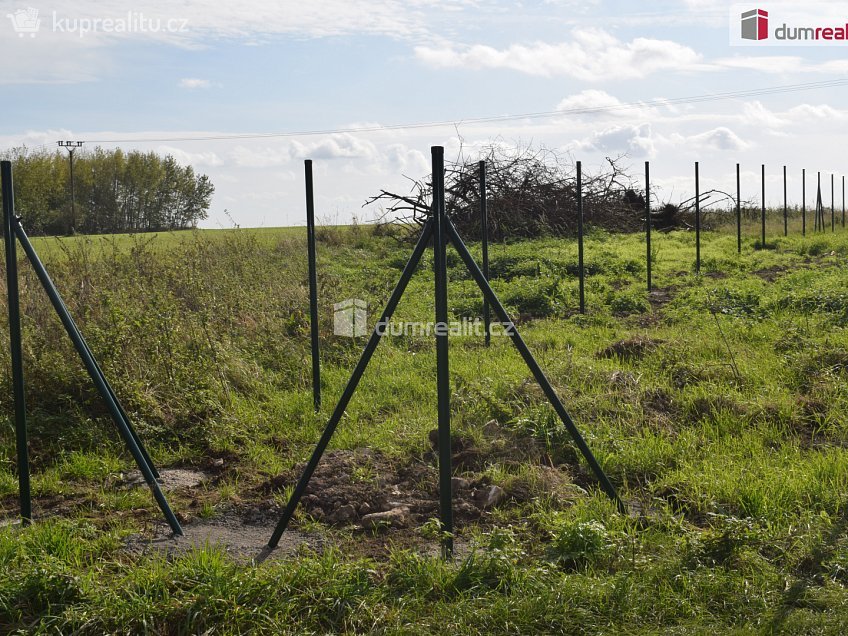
49,284 -> 160,479
12,218 -> 182,534
445,217 -> 625,513
268,219 -> 435,548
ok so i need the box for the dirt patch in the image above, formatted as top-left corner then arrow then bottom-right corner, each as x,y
260,448 -> 508,530
126,518 -> 323,563
754,265 -> 788,282
597,337 -> 664,361
120,468 -> 213,490
648,286 -> 676,311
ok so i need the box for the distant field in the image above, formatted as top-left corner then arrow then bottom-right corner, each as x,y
2,216 -> 848,633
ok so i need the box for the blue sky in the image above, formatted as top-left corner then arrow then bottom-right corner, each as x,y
2,0 -> 848,227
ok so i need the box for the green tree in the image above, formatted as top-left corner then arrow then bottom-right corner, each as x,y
0,146 -> 214,235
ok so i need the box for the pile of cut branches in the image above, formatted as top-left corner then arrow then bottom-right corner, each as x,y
367,144 -> 664,241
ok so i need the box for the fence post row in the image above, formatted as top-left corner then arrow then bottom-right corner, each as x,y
6,149 -> 844,541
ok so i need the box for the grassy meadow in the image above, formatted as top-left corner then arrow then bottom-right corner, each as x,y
2,212 -> 848,633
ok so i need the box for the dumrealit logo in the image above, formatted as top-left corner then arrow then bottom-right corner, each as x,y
735,5 -> 848,44
741,9 -> 768,40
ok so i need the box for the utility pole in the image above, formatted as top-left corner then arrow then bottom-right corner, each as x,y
57,141 -> 83,234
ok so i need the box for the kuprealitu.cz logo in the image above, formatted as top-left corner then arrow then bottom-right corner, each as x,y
5,6 -> 189,38
731,3 -> 848,45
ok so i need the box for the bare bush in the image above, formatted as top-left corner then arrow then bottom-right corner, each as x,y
367,144 -> 666,240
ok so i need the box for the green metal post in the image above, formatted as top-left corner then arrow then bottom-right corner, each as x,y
480,161 -> 490,347
783,166 -> 788,237
695,162 -> 701,271
305,160 -> 321,411
577,161 -> 585,313
802,169 -> 806,236
761,165 -> 766,246
736,163 -> 742,253
432,146 -> 453,558
1,161 -> 31,524
645,161 -> 651,291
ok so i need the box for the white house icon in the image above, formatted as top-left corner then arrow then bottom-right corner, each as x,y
333,298 -> 368,337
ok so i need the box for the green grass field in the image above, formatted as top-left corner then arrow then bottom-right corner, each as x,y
2,213 -> 848,634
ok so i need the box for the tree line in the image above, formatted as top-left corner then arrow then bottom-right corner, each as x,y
0,146 -> 214,235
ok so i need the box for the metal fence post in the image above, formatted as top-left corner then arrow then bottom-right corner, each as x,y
432,146 -> 453,558
695,162 -> 701,272
783,165 -> 788,237
479,160 -> 490,347
645,161 -> 652,292
802,169 -> 806,236
736,163 -> 742,254
832,173 -> 835,232
761,164 -> 766,246
305,160 -> 321,412
1,161 -> 31,525
577,161 -> 585,313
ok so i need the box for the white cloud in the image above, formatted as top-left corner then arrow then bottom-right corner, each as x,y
0,0 -> 481,84
415,28 -> 706,81
289,134 -> 378,160
157,145 -> 223,166
555,89 -> 681,121
576,123 -> 656,157
557,90 -> 624,114
179,78 -> 211,89
231,145 -> 291,168
683,127 -> 748,152
786,103 -> 847,120
714,56 -> 848,75
383,144 -> 429,175
741,101 -> 789,128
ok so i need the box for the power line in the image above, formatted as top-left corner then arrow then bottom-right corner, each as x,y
76,78 -> 848,145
